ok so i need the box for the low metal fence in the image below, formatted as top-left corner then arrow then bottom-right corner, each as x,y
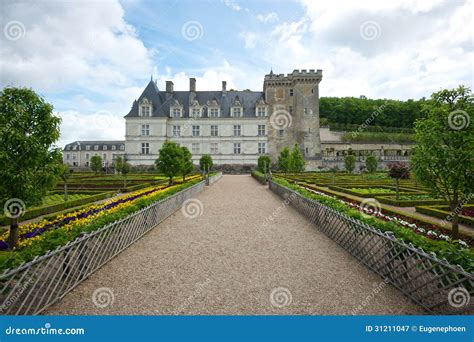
0,180 -> 206,315
269,180 -> 473,313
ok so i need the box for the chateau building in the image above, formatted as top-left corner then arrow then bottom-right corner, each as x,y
124,69 -> 323,167
63,69 -> 412,170
63,141 -> 125,167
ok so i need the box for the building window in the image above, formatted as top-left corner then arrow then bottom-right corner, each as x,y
112,145 -> 116,151
210,143 -> 218,154
173,125 -> 181,137
172,108 -> 182,118
103,153 -> 107,160
257,107 -> 266,117
233,143 -> 241,154
141,143 -> 150,155
72,154 -> 76,160
211,125 -> 218,137
258,125 -> 266,136
289,88 -> 293,96
232,107 -> 242,117
258,143 -> 266,154
209,108 -> 219,117
94,145 -> 99,151
141,105 -> 151,117
278,129 -> 284,137
103,145 -> 107,150
120,145 -> 125,151
305,147 -> 309,155
66,154 -> 70,160
86,153 -> 90,160
191,108 -> 201,118
141,124 -> 150,136
304,107 -> 308,115
86,145 -> 90,151
192,143 -> 200,154
233,125 -> 241,136
289,105 -> 293,115
192,125 -> 200,137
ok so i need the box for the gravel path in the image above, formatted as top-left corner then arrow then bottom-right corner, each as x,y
46,175 -> 422,315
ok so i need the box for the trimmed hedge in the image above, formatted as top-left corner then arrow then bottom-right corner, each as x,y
0,191 -> 116,226
327,185 -> 421,198
377,196 -> 448,207
273,178 -> 474,272
251,170 -> 267,184
416,205 -> 474,227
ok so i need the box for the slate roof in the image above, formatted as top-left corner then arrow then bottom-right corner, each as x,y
125,80 -> 266,118
64,141 -> 125,151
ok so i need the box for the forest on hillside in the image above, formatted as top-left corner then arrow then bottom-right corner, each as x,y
319,97 -> 426,131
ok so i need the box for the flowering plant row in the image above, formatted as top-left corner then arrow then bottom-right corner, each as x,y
0,175 -> 202,251
273,178 -> 473,272
0,176 -> 202,272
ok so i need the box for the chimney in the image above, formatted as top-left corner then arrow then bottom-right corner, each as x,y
190,78 -> 196,92
222,81 -> 227,95
166,81 -> 174,93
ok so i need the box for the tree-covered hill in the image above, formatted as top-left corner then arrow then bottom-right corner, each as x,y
319,97 -> 427,130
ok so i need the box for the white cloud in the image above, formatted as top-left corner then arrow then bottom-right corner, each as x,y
222,0 -> 241,12
256,12 -> 279,23
239,31 -> 258,49
248,0 -> 473,99
0,0 -> 153,92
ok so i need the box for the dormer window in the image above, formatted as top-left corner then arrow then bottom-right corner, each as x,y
170,107 -> 181,118
94,145 -> 99,150
120,145 -> 125,151
256,107 -> 267,117
112,145 -> 116,151
231,107 -> 242,117
139,98 -> 152,117
208,107 -> 220,118
191,107 -> 201,118
86,145 -> 91,150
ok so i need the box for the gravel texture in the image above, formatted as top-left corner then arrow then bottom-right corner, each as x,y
46,175 -> 423,315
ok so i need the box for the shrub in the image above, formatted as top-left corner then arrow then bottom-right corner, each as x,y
257,155 -> 272,173
344,155 -> 356,174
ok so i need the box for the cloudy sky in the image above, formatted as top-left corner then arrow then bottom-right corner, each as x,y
1,0 -> 472,146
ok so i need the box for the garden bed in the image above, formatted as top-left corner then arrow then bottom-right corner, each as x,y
377,194 -> 448,207
327,185 -> 421,198
416,205 -> 474,227
0,175 -> 203,272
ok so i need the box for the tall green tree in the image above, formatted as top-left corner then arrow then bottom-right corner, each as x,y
365,154 -> 378,173
344,155 -> 356,174
199,154 -> 213,173
0,87 -> 62,248
155,141 -> 183,185
180,146 -> 194,181
257,155 -> 272,173
411,85 -> 474,240
114,156 -> 131,188
90,155 -> 102,174
289,144 -> 305,172
59,164 -> 73,201
277,147 -> 291,173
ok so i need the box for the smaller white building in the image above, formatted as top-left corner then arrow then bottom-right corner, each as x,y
63,141 -> 125,168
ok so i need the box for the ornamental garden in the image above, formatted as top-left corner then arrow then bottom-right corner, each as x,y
0,84 -> 472,313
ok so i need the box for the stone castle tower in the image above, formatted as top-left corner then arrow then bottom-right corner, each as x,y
264,69 -> 323,161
